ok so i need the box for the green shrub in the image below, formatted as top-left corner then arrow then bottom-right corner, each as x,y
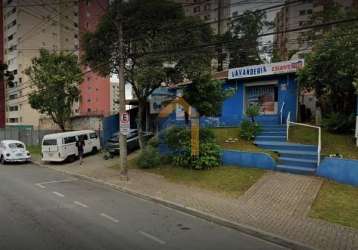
136,145 -> 161,169
322,113 -> 355,134
245,104 -> 260,122
147,136 -> 159,147
163,126 -> 221,170
240,120 -> 261,141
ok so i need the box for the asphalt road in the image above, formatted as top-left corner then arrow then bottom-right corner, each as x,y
0,163 -> 288,250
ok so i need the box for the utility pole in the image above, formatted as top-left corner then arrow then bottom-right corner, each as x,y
217,0 -> 223,71
116,0 -> 128,180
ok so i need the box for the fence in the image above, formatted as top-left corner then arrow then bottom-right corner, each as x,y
0,128 -> 62,145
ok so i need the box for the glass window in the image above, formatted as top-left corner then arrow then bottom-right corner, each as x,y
63,136 -> 76,144
43,139 -> 57,145
78,134 -> 88,141
8,143 -> 24,149
90,133 -> 98,139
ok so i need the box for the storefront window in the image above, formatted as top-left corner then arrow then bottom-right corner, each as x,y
246,85 -> 278,114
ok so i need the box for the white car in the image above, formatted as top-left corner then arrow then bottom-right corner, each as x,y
0,140 -> 31,164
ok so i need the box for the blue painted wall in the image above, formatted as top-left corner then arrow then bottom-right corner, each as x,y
200,73 -> 298,127
222,149 -> 276,170
317,157 -> 358,186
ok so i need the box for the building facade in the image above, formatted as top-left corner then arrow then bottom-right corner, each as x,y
2,0 -> 79,128
0,0 -> 4,128
174,0 -> 231,34
78,0 -> 110,117
274,0 -> 358,60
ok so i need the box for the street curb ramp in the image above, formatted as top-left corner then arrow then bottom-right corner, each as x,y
33,161 -> 315,250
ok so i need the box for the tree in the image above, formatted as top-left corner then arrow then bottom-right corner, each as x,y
298,12 -> 358,122
26,49 -> 83,131
183,74 -> 233,116
223,10 -> 272,68
82,0 -> 214,148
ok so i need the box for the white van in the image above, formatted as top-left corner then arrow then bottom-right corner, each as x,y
41,130 -> 101,162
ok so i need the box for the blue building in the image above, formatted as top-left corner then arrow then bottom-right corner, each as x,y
201,59 -> 304,127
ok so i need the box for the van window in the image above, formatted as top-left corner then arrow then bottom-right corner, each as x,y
43,139 -> 57,145
78,134 -> 88,141
89,132 -> 97,139
63,136 -> 76,144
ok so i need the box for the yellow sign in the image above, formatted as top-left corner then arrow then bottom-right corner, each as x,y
159,97 -> 200,156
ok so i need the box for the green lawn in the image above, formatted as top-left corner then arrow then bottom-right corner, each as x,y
310,180 -> 358,229
289,126 -> 358,159
149,166 -> 264,197
210,127 -> 278,160
27,145 -> 42,156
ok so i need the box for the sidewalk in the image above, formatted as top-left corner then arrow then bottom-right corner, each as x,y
34,154 -> 358,250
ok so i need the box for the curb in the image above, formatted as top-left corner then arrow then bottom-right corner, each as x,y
33,160 -> 315,250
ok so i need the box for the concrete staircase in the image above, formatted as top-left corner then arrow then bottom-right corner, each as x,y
255,122 -> 318,175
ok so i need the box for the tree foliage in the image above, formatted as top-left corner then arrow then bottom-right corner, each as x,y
299,9 -> 358,129
298,11 -> 358,123
82,0 -> 214,147
223,10 -> 272,68
26,49 -> 82,130
183,74 -> 233,117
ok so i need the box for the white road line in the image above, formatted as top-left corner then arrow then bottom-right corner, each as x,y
74,201 -> 88,208
36,178 -> 78,186
138,231 -> 166,245
100,213 -> 119,223
53,191 -> 65,197
35,183 -> 46,189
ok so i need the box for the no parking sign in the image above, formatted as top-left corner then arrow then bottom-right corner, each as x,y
120,112 -> 130,135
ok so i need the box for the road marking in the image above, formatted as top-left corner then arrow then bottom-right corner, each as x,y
35,183 -> 46,189
100,213 -> 119,223
35,178 -> 77,187
53,191 -> 65,197
74,201 -> 88,208
138,231 -> 166,245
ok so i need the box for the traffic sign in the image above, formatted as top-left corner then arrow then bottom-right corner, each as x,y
120,112 -> 130,135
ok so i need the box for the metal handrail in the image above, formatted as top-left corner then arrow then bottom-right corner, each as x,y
286,112 -> 321,166
280,102 -> 285,125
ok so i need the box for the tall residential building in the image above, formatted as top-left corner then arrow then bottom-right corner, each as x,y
0,0 -> 5,128
79,0 -> 110,117
3,0 -> 79,128
273,0 -> 358,60
174,0 -> 231,34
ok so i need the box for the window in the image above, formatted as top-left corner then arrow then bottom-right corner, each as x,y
9,94 -> 17,100
204,15 -> 210,21
307,9 -> 313,14
63,136 -> 76,144
78,134 -> 88,141
193,6 -> 200,13
90,133 -> 98,139
9,106 -> 18,111
299,10 -> 306,15
9,118 -> 19,123
8,34 -> 14,41
232,11 -> 238,17
8,143 -> 24,149
43,139 -> 57,146
204,4 -> 210,11
74,22 -> 78,27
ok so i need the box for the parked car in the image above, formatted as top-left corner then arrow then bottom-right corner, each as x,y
103,129 -> 152,159
0,140 -> 31,164
41,130 -> 101,162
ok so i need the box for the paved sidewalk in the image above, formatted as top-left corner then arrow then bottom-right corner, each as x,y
35,154 -> 358,250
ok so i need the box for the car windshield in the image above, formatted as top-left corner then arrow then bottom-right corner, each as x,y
8,143 -> 24,149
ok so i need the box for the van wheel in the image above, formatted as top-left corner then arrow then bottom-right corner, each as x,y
91,147 -> 98,154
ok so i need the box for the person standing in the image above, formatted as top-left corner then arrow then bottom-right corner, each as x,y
76,137 -> 85,165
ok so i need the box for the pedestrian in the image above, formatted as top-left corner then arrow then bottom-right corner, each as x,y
76,137 -> 85,165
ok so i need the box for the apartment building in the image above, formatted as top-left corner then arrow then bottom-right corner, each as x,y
78,0 -> 110,117
174,0 -> 231,34
0,0 -> 4,128
3,0 -> 79,128
274,0 -> 358,60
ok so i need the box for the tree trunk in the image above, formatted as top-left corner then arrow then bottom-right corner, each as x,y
137,99 -> 145,150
